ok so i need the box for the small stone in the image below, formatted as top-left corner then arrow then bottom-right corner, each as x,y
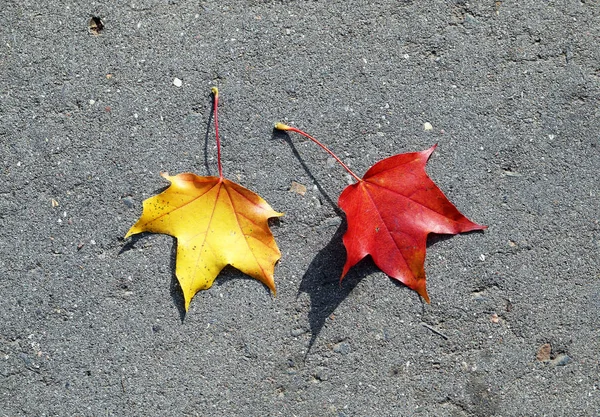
19,352 -> 33,366
551,354 -> 572,366
333,341 -> 351,355
173,78 -> 183,87
318,217 -> 342,230
464,14 -> 478,25
314,367 -> 329,381
122,196 -> 135,208
423,122 -> 433,131
490,313 -> 499,323
290,328 -> 306,337
471,291 -> 488,302
503,169 -> 522,177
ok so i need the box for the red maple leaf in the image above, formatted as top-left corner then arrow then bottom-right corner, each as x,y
338,145 -> 486,302
276,124 -> 487,302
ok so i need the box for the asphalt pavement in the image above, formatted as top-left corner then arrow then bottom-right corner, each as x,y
1,1 -> 599,416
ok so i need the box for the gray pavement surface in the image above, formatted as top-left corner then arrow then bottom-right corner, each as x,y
1,1 -> 599,416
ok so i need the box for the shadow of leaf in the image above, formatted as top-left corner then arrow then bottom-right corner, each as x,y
273,127 -> 359,352
272,128 -> 343,217
118,234 -> 143,255
169,239 -> 186,322
202,92 -> 216,175
170,253 -> 274,323
119,233 -> 187,321
214,265 -> 274,294
298,221 -> 377,355
298,226 -> 477,354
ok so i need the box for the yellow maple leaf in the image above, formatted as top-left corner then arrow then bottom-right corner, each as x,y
126,88 -> 282,310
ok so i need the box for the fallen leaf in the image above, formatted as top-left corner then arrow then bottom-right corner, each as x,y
289,181 -> 307,195
338,146 -> 487,302
126,174 -> 282,310
276,124 -> 486,302
536,343 -> 552,362
127,89 -> 282,310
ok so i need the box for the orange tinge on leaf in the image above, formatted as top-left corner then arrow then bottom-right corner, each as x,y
126,173 -> 282,310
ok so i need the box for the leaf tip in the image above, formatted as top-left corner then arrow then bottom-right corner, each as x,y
416,284 -> 430,304
263,277 -> 277,297
465,222 -> 488,232
424,144 -> 438,159
124,225 -> 138,240
339,264 -> 350,285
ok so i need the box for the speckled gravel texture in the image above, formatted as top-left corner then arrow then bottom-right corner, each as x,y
1,1 -> 599,416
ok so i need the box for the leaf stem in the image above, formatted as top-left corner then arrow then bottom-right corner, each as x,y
211,87 -> 223,179
275,123 -> 362,183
